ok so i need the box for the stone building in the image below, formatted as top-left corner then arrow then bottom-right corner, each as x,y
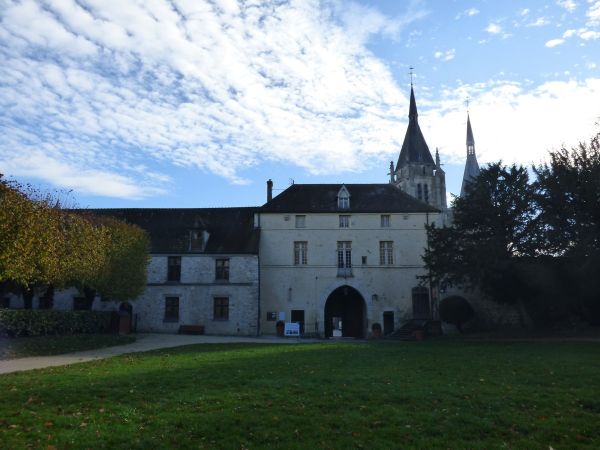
257,183 -> 441,337
11,208 -> 261,335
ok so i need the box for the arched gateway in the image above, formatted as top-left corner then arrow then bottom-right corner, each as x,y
324,285 -> 366,338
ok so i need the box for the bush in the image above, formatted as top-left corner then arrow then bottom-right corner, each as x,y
0,309 -> 114,337
439,296 -> 474,333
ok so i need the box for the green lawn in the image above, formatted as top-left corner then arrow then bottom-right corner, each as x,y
0,334 -> 136,360
1,340 -> 599,449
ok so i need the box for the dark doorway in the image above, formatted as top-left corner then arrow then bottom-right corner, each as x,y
324,286 -> 366,338
383,311 -> 394,336
291,309 -> 305,334
412,287 -> 431,319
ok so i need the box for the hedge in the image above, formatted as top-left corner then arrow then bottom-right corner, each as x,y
0,309 -> 114,337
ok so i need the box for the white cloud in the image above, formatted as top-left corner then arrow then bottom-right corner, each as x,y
563,28 -> 577,37
421,79 -> 600,170
527,17 -> 550,27
0,0 -> 427,199
579,29 -> 600,39
485,23 -> 502,34
520,8 -> 530,16
545,38 -> 565,47
587,61 -> 597,69
456,8 -> 479,19
586,1 -> 600,25
557,0 -> 577,12
434,49 -> 456,62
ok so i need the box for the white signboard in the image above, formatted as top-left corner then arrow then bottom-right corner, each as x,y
284,322 -> 300,337
278,311 -> 285,321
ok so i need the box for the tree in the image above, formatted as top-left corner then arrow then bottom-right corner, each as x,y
91,216 -> 150,303
534,132 -> 600,323
534,132 -> 600,257
424,163 -> 539,304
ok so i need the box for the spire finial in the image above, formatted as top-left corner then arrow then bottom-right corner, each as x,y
465,96 -> 470,113
409,66 -> 414,86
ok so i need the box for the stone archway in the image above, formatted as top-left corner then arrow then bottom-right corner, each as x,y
324,285 -> 366,338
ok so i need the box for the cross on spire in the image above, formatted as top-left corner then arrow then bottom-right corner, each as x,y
409,67 -> 414,86
465,96 -> 470,112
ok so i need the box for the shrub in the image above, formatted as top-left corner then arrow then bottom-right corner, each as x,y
0,309 -> 114,337
439,296 -> 474,333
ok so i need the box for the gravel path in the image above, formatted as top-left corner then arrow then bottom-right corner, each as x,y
0,333 -> 314,375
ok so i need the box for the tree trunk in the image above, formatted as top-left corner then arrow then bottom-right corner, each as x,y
23,286 -> 34,309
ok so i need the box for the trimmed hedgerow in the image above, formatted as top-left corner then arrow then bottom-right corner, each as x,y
0,309 -> 114,337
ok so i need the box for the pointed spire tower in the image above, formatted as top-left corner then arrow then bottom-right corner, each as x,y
460,113 -> 481,197
393,80 -> 447,213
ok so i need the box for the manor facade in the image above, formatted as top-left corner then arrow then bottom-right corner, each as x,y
6,86 -> 505,336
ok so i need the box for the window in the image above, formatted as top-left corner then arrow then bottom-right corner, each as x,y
189,230 -> 204,252
339,215 -> 350,228
214,297 -> 229,320
1,297 -> 10,308
295,215 -> 306,228
380,214 -> 390,228
266,311 -> 277,321
338,195 -> 349,209
167,256 -> 181,282
379,241 -> 394,265
361,256 -> 367,265
337,241 -> 352,268
417,183 -> 423,201
164,296 -> 179,322
424,184 -> 429,203
215,258 -> 230,281
294,241 -> 308,265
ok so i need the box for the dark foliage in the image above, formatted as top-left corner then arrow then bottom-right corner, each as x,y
0,309 -> 114,337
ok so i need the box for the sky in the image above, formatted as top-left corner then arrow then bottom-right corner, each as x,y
1,0 -> 599,208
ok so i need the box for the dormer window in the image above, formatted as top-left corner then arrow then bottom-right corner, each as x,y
189,229 -> 207,252
337,185 -> 350,209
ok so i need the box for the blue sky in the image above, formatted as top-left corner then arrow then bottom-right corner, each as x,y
1,0 -> 599,208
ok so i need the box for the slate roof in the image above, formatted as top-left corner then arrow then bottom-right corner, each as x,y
397,86 -> 435,168
86,207 -> 260,254
260,184 -> 439,213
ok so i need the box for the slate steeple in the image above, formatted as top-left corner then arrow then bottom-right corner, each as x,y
460,113 -> 481,197
392,83 -> 447,216
396,85 -> 435,168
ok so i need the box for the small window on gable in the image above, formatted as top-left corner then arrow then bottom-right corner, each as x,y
339,215 -> 350,228
381,215 -> 390,228
424,184 -> 429,203
337,185 -> 350,209
295,215 -> 306,228
417,184 -> 423,201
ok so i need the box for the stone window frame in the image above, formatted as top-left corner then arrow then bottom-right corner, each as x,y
215,258 -> 230,281
339,215 -> 350,228
167,256 -> 181,282
379,241 -> 394,265
380,214 -> 391,228
294,241 -> 308,265
295,215 -> 306,228
213,296 -> 229,321
164,296 -> 180,322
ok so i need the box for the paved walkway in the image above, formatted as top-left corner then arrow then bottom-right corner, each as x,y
0,333 -> 315,375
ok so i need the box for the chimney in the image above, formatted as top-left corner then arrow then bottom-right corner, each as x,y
267,179 -> 273,202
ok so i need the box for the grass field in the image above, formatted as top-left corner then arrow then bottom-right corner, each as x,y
1,340 -> 599,449
0,334 -> 136,360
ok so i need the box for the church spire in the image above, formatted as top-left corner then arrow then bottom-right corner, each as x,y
396,85 -> 434,168
460,112 -> 481,197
